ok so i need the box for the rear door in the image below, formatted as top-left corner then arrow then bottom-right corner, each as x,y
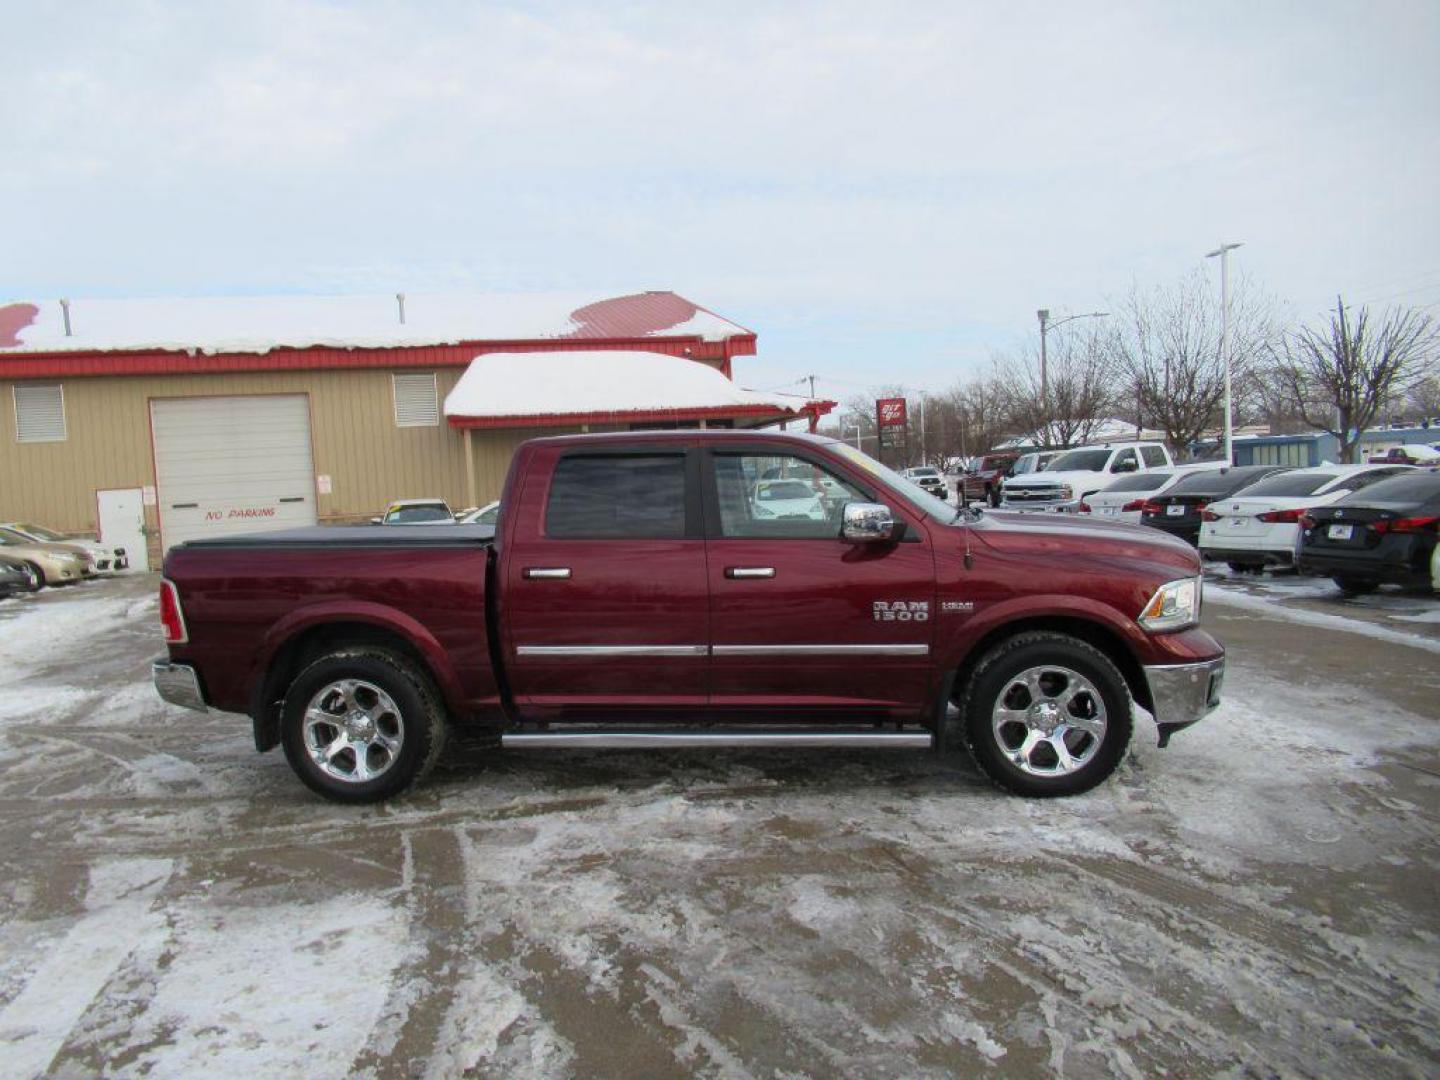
702,446 -> 936,713
502,445 -> 710,709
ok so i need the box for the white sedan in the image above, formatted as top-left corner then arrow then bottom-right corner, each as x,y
1198,464 -> 1412,571
751,479 -> 827,521
1082,462 -> 1226,524
0,521 -> 126,573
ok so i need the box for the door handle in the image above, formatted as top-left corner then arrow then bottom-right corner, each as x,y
524,567 -> 572,580
725,566 -> 775,579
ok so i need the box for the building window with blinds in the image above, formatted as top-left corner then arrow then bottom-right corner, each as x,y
392,373 -> 439,427
13,384 -> 67,443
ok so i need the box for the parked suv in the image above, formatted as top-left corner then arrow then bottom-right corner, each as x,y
901,466 -> 949,501
1004,442 -> 1173,512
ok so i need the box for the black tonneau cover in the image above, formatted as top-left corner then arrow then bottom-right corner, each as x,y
181,524 -> 495,549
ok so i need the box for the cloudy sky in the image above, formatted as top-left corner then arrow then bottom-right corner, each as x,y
4,1 -> 1437,398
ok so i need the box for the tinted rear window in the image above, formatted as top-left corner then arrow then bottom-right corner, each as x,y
1105,471 -> 1171,493
1168,468 -> 1280,497
1333,471 -> 1440,506
545,454 -> 687,538
1233,473 -> 1337,498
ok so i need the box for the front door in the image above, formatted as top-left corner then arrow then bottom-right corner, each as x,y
703,449 -> 936,713
503,446 -> 710,710
97,488 -> 149,573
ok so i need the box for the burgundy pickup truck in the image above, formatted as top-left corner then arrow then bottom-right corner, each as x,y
154,431 -> 1224,803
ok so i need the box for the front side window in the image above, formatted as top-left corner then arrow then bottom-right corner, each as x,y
712,453 -> 868,538
1141,446 -> 1167,467
546,454 -> 687,539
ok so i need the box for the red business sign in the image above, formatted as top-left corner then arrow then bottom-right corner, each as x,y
876,397 -> 908,429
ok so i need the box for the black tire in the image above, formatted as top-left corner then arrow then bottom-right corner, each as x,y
988,485 -> 1003,508
1332,576 -> 1377,596
955,632 -> 1133,797
280,648 -> 448,804
23,561 -> 46,590
1227,562 -> 1251,574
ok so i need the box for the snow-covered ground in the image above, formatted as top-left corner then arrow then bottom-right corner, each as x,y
0,576 -> 1437,1077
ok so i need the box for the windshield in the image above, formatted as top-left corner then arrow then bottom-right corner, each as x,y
14,522 -> 65,540
385,506 -> 452,523
1235,473 -> 1336,498
1046,449 -> 1112,472
829,443 -> 959,524
909,468 -> 940,478
1105,471 -> 1171,493
1335,471 -> 1440,505
1169,468 -> 1276,497
757,481 -> 815,501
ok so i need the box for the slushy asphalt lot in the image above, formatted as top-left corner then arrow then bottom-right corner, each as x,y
0,571 -> 1437,1078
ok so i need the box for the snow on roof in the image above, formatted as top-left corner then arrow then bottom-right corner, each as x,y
0,290 -> 752,356
443,350 -> 816,425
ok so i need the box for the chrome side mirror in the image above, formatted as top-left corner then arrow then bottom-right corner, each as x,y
842,501 -> 897,542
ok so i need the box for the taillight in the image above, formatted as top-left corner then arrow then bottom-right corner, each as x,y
1078,500 -> 1091,514
1257,508 -> 1307,524
1121,499 -> 1146,513
1139,500 -> 1163,516
159,578 -> 188,644
1371,515 -> 1439,535
1200,509 -> 1221,522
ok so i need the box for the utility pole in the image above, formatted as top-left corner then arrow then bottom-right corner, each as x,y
1037,309 -> 1050,411
806,374 -> 816,400
1205,242 -> 1243,464
1036,309 -> 1108,445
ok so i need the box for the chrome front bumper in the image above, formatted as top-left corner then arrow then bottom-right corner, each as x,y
1143,655 -> 1224,747
153,660 -> 208,712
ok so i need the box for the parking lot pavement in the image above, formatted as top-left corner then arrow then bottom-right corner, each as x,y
1,575 -> 1438,1078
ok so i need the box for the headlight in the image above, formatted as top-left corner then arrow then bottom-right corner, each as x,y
755,505 -> 775,518
1059,486 -> 1073,500
1138,576 -> 1201,632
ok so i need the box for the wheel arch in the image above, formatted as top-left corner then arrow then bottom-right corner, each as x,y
249,607 -> 462,752
936,613 -> 1153,753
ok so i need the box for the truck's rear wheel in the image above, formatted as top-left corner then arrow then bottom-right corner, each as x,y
280,648 -> 447,803
957,632 -> 1132,797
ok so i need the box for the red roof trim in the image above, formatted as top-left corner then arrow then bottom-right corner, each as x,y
0,334 -> 757,380
447,400 -> 834,431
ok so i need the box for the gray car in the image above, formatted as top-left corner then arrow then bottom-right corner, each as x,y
0,555 -> 40,596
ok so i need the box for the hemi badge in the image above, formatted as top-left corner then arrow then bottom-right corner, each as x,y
941,600 -> 974,613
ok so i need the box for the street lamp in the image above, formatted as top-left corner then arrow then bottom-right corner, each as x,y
1205,242 -> 1243,464
1037,309 -> 1108,428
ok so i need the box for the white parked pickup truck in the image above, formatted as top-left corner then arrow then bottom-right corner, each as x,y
1002,441 -> 1173,512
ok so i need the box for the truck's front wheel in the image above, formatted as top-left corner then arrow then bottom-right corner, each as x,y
957,632 -> 1132,797
279,648 -> 447,803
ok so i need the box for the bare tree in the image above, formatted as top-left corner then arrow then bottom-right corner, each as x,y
1403,364 -> 1440,423
1112,270 -> 1275,456
1273,298 -> 1438,461
991,325 -> 1122,448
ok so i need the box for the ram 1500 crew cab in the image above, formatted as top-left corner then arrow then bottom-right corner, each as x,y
154,431 -> 1224,803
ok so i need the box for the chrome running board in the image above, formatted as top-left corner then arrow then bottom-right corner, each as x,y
501,728 -> 934,749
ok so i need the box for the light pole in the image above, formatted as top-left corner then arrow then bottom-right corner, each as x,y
1037,309 -> 1108,439
1205,242 -> 1243,464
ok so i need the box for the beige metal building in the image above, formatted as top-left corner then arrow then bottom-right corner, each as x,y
0,290 -> 829,568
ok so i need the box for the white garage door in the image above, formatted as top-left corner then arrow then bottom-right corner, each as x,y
152,395 -> 317,550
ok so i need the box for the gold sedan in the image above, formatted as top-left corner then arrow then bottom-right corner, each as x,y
0,531 -> 92,586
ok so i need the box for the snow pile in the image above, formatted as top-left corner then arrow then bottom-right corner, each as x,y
444,350 -> 814,422
0,290 -> 750,356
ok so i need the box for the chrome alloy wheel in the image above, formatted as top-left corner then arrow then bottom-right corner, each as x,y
990,664 -> 1107,777
303,679 -> 405,783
